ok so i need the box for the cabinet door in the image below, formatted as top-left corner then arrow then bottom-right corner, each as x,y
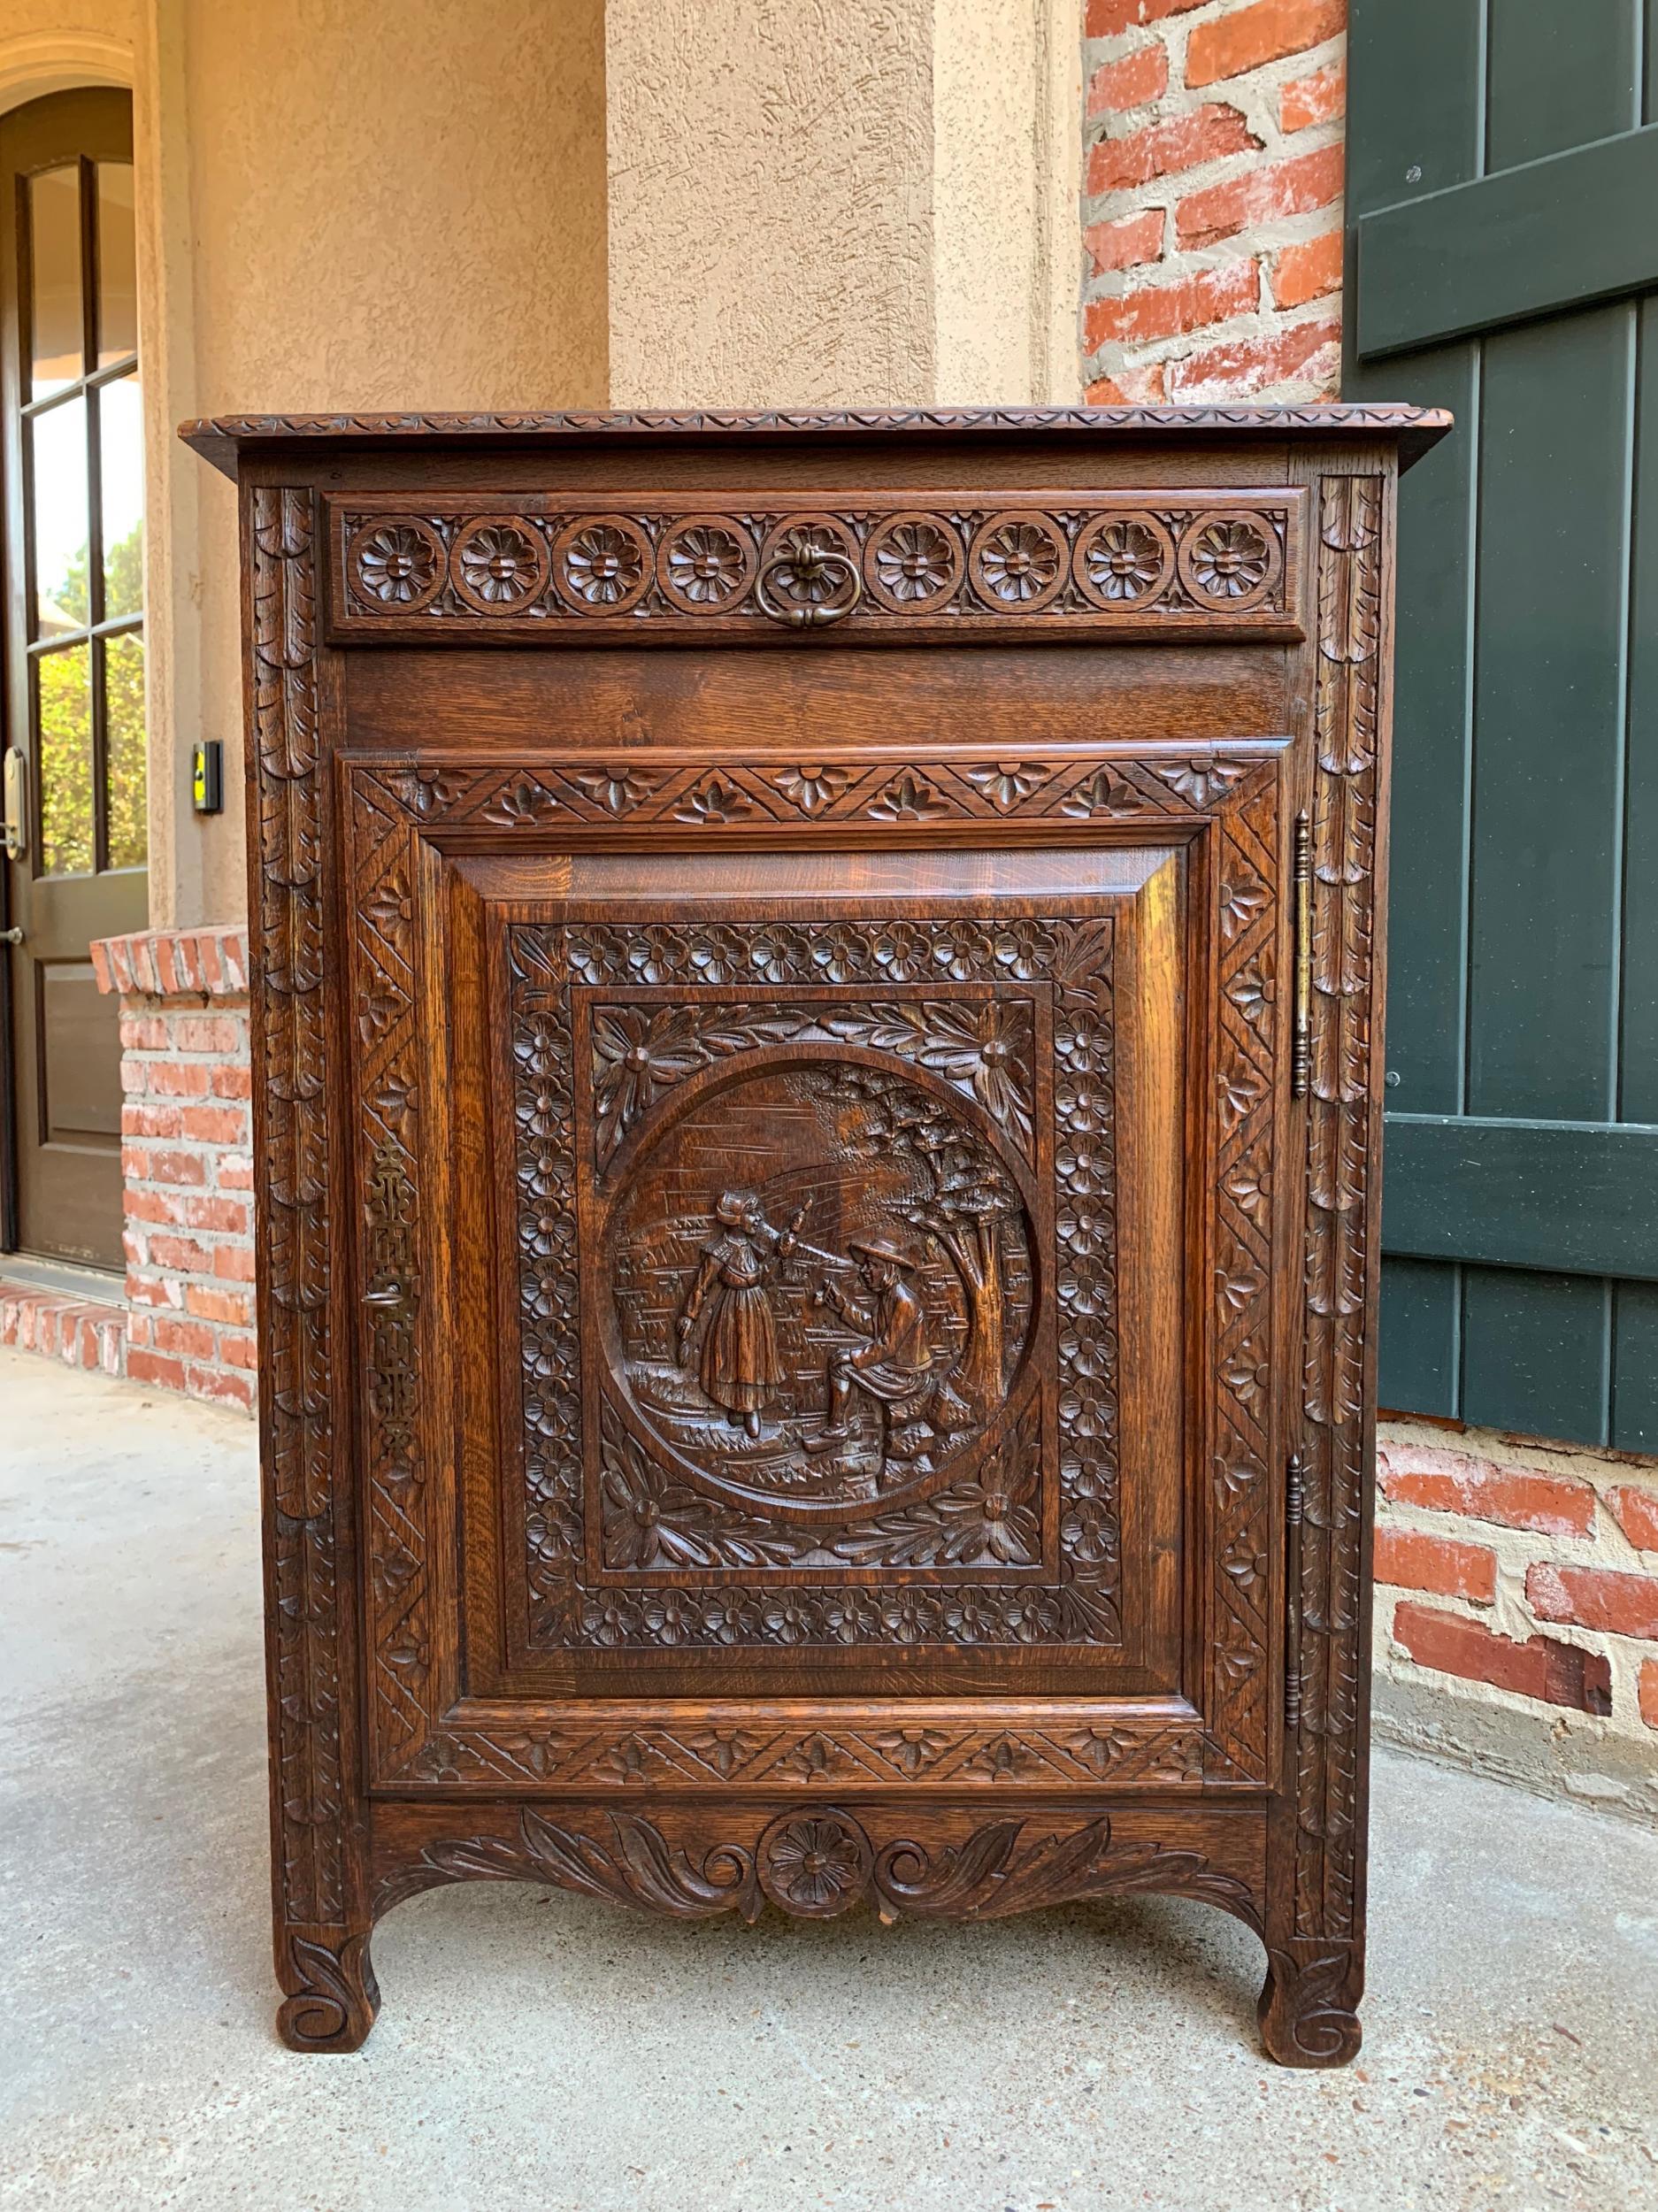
345,729 -> 1294,1799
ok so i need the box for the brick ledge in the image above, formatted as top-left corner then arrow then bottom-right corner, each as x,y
92,926 -> 249,1001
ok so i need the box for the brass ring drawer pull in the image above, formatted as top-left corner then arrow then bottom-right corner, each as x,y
754,547 -> 863,628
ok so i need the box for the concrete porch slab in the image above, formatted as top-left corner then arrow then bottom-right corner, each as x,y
2,1348 -> 1654,2210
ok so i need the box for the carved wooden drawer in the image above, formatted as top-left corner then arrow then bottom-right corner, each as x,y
186,403 -> 1447,2062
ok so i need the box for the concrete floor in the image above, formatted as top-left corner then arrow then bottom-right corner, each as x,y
2,1350 -> 1656,2212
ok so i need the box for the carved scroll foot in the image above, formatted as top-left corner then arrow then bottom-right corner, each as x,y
277,1929 -> 380,2053
1256,1939 -> 1363,2069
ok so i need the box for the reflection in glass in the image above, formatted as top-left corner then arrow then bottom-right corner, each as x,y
38,641 -> 94,875
29,164 -> 83,399
99,375 -> 143,618
104,630 -> 147,868
95,163 -> 137,365
30,396 -> 89,641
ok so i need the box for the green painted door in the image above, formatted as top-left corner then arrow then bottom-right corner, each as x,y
1347,0 -> 1658,1448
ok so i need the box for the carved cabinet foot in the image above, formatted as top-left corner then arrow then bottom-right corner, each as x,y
277,1931 -> 380,2053
1256,1940 -> 1363,2069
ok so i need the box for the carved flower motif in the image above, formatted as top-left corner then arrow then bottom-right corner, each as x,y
580,1596 -> 636,1647
1061,1497 -> 1117,1565
1185,517 -> 1272,601
871,921 -> 930,981
601,1443 -> 719,1568
810,922 -> 869,985
592,1006 -> 704,1148
1061,764 -> 1140,818
664,522 -> 748,606
624,926 -> 687,986
355,522 -> 440,605
880,1589 -> 936,1644
819,1592 -> 885,1644
915,1002 -> 1031,1138
1056,1079 -> 1107,1135
868,772 -> 948,824
942,1471 -> 1040,1565
563,522 -> 646,606
526,1494 -> 582,1563
990,920 -> 1046,979
747,926 -> 810,981
675,773 -> 754,824
965,761 -> 1048,811
1059,1383 -> 1113,1442
457,521 -> 544,607
761,1594 -> 817,1645
764,1819 -> 866,1911
931,919 -> 994,979
872,518 -> 957,603
975,518 -> 1063,603
942,1591 -> 998,1641
1006,1593 -> 1063,1644
699,1594 -> 757,1646
483,776 -> 559,826
774,763 -> 851,814
1057,1202 -> 1109,1258
1062,1449 -> 1111,1502
1218,867 -> 1269,939
1058,1320 -> 1111,1382
1082,518 -> 1167,601
1055,1023 -> 1109,1075
1057,1140 -> 1109,1195
1058,1257 -> 1111,1317
569,764 -> 657,815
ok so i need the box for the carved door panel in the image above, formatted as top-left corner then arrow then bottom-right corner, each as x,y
347,743 -> 1292,1798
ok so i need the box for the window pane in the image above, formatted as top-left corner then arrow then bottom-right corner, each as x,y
29,164 -> 83,399
99,375 -> 143,618
30,396 -> 89,640
104,630 -> 146,869
94,162 -> 136,365
37,641 -> 94,876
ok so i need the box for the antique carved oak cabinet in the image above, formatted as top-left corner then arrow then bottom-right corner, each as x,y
184,403 -> 1447,2063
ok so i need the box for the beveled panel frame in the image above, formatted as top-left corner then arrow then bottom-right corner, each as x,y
342,740 -> 1289,1792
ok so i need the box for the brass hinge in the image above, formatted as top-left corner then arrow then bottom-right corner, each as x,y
1284,1451 -> 1306,1732
1291,810 -> 1312,1098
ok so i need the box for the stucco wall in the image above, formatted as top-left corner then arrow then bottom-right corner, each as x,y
605,0 -> 1081,410
159,0 -> 610,926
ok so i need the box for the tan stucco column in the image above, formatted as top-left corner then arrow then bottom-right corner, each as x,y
604,0 -> 1082,409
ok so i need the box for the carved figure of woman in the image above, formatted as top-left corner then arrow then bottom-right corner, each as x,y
675,1192 -> 794,1438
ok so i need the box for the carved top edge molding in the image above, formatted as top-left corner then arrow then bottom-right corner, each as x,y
182,403 -> 1451,480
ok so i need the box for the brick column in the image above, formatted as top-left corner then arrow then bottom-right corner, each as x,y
1081,0 -> 1346,403
90,926 -> 257,1412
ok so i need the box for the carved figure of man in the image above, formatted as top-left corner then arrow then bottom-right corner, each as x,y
813,1235 -> 933,1462
675,1192 -> 794,1438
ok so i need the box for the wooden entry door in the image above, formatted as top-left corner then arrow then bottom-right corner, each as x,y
0,89 -> 146,1269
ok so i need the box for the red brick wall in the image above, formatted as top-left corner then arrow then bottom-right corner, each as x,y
1081,0 -> 1346,404
1374,1423 -> 1658,1778
92,926 -> 257,1413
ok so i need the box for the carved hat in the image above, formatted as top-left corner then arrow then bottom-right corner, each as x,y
848,1233 -> 915,1271
714,1190 -> 758,1225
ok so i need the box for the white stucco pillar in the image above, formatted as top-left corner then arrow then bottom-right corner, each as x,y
604,0 -> 1082,409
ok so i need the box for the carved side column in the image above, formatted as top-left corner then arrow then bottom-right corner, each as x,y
1260,470 -> 1386,2067
249,486 -> 378,2050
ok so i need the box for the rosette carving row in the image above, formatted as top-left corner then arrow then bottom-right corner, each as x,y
338,498 -> 1298,628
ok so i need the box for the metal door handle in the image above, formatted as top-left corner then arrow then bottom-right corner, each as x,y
0,926 -> 21,946
3,748 -> 25,862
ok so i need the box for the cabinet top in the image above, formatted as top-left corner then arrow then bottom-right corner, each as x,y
180,401 -> 1452,480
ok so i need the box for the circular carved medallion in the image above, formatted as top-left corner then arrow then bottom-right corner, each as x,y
656,515 -> 756,614
598,1049 -> 1038,1526
553,513 -> 653,615
967,512 -> 1068,612
348,518 -> 444,612
757,1809 -> 872,1917
449,516 -> 550,614
1071,514 -> 1175,610
862,512 -> 964,612
1177,511 -> 1282,612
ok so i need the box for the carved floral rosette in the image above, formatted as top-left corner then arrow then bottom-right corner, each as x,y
329,492 -> 1303,637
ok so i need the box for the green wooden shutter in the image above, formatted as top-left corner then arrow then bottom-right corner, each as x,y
1346,0 -> 1658,1450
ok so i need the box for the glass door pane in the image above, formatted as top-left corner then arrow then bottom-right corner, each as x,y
28,163 -> 82,399
93,162 -> 136,365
